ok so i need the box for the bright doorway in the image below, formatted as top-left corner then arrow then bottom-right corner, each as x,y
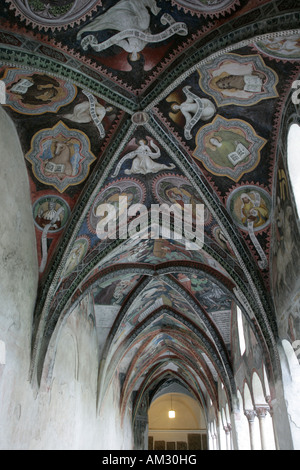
148,393 -> 208,450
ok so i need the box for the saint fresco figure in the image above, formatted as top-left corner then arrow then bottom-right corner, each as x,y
215,70 -> 266,94
198,54 -> 278,106
35,199 -> 64,232
3,69 -> 77,115
227,186 -> 271,270
193,116 -> 266,182
240,192 -> 269,230
33,196 -> 70,273
207,130 -> 251,167
62,238 -> 89,279
8,74 -> 61,106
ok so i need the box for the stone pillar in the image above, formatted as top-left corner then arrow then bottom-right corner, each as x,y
244,409 -> 258,450
213,433 -> 219,450
224,424 -> 232,450
134,415 -> 148,450
255,405 -> 270,450
134,396 -> 149,450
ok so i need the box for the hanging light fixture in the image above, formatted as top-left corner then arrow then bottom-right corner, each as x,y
168,395 -> 176,419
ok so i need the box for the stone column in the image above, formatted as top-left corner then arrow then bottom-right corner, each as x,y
224,424 -> 232,450
211,433 -> 216,450
134,396 -> 149,450
255,405 -> 270,450
244,409 -> 257,450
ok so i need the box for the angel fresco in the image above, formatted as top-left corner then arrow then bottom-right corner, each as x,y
112,139 -> 175,177
63,91 -> 114,139
77,0 -> 188,63
168,86 -> 216,140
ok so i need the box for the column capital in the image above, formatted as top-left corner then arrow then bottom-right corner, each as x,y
244,409 -> 257,423
265,396 -> 274,416
255,404 -> 270,419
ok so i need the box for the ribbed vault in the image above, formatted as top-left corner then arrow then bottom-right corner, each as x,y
1,0 -> 300,440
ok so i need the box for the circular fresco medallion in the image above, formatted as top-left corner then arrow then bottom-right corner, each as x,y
88,179 -> 146,235
153,174 -> 212,226
226,186 -> 272,232
172,0 -> 239,14
33,195 -> 70,233
8,0 -> 100,30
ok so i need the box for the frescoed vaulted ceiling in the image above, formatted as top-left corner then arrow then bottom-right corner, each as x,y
1,0 -> 300,422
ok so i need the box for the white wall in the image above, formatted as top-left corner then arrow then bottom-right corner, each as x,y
0,105 -> 39,449
0,107 -> 134,450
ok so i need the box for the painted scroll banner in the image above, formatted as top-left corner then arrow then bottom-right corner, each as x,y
81,21 -> 188,53
247,220 -> 268,270
82,90 -> 106,138
181,86 -> 207,140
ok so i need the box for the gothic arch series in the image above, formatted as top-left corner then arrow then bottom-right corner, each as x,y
0,0 -> 300,450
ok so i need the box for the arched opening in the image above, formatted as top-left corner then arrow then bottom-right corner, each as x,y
236,390 -> 251,450
287,123 -> 300,219
148,392 -> 207,450
237,306 -> 246,356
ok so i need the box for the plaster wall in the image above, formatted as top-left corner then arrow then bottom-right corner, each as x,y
30,298 -> 133,450
0,107 -> 133,450
0,105 -> 39,449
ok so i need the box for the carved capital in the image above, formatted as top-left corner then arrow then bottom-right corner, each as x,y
255,405 -> 270,419
265,396 -> 274,416
244,409 -> 257,423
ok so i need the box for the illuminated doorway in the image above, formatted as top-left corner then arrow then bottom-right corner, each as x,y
148,392 -> 208,450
